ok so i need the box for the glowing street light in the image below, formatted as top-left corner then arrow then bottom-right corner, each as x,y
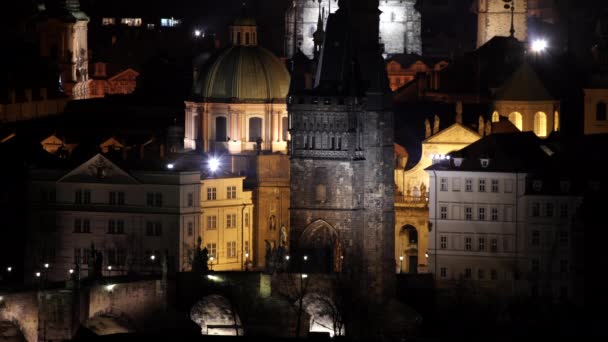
150,254 -> 156,261
69,269 -> 74,274
44,263 -> 50,269
194,29 -> 202,37
531,39 -> 547,53
35,272 -> 41,278
303,255 -> 308,261
285,255 -> 290,261
208,157 -> 220,173
6,266 -> 11,272
107,265 -> 112,271
301,274 -> 308,279
166,163 -> 174,169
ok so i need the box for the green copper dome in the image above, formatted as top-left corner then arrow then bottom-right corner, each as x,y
194,46 -> 290,103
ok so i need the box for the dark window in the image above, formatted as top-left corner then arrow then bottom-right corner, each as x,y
109,192 -> 116,205
117,220 -> 124,234
249,117 -> 262,142
597,102 -> 607,121
75,190 -> 82,204
146,222 -> 154,236
188,193 -> 194,206
84,190 -> 91,204
216,116 -> 227,142
155,222 -> 162,236
154,193 -> 163,207
146,193 -> 154,206
82,219 -> 90,233
108,220 -> 116,234
118,192 -> 125,205
245,32 -> 250,45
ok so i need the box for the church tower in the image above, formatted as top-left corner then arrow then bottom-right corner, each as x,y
37,0 -> 89,95
288,0 -> 395,322
285,0 -> 421,59
475,0 -> 528,48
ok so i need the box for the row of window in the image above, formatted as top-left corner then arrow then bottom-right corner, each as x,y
74,248 -> 127,266
206,213 -> 248,229
73,218 -> 163,236
439,177 -> 512,193
439,235 -> 509,253
205,241 -> 250,260
440,267 -> 501,281
439,205 -> 512,222
70,190 -> 194,208
206,187 -> 236,201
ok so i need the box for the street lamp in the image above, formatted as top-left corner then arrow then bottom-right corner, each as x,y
194,29 -> 202,37
44,263 -> 49,269
107,265 -> 112,277
7,266 -> 11,272
285,255 -> 290,261
399,256 -> 404,274
150,255 -> 156,261
531,39 -> 548,53
209,256 -> 215,271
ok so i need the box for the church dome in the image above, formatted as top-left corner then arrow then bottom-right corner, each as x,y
194,46 -> 291,103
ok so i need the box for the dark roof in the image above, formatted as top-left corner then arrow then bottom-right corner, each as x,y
494,62 -> 554,101
426,132 -> 553,173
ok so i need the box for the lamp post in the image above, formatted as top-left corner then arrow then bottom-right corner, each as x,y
107,265 -> 112,278
209,256 -> 214,271
399,255 -> 404,274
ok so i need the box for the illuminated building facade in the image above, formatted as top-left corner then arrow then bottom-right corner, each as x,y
285,0 -> 421,59
427,133 -> 579,299
72,63 -> 139,100
199,176 -> 253,271
26,154 -> 201,282
492,62 -> 559,137
184,17 -> 290,153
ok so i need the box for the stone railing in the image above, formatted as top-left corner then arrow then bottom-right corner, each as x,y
395,194 -> 429,207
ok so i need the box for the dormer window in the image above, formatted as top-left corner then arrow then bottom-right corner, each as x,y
480,158 -> 490,168
533,180 -> 543,192
453,157 -> 463,168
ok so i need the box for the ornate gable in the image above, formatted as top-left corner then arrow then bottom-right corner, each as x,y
423,123 -> 481,144
58,154 -> 140,184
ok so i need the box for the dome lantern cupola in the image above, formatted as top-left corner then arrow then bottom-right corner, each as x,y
230,16 -> 258,46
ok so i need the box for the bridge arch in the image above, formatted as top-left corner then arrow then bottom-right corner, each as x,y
190,294 -> 243,336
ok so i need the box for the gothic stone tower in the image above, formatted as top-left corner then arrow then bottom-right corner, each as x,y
476,0 -> 528,48
288,0 -> 395,318
285,0 -> 421,59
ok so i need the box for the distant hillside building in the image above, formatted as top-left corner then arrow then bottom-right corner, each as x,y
474,0 -> 528,48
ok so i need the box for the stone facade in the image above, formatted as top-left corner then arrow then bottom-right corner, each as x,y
253,155 -> 290,269
72,65 -> 139,100
475,0 -> 528,48
494,100 -> 559,136
285,0 -> 421,59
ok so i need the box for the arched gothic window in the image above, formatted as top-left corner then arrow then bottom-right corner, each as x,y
554,111 -> 560,131
492,111 -> 500,123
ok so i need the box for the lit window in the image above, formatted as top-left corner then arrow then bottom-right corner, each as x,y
121,18 -> 142,26
440,206 -> 448,219
534,112 -> 547,137
508,112 -> 523,131
161,18 -> 182,27
440,178 -> 448,191
491,111 -> 499,122
102,18 -> 116,25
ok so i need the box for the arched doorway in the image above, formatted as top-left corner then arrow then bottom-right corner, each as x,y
398,225 -> 418,274
190,295 -> 243,336
299,220 -> 340,273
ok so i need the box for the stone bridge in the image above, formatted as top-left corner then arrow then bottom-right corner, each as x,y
0,280 -> 166,341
